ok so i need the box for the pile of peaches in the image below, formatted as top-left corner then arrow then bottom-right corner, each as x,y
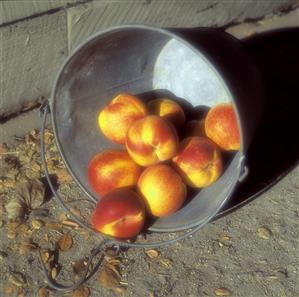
88,93 -> 240,239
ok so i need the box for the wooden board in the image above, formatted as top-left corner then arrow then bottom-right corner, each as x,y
67,0 -> 297,51
0,0 -> 85,25
0,10 -> 68,117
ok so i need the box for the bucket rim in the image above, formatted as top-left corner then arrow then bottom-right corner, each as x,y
50,24 -> 245,233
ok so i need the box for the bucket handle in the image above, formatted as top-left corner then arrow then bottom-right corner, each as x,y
238,155 -> 249,183
39,100 -> 224,291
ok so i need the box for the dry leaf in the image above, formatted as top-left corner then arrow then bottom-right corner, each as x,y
145,249 -> 159,259
72,286 -> 90,297
113,286 -> 127,294
38,287 -> 50,297
51,263 -> 61,279
70,207 -> 81,217
98,264 -> 121,288
9,272 -> 26,287
73,259 -> 88,279
0,143 -> 8,156
257,226 -> 272,240
56,168 -> 73,183
7,222 -> 20,239
45,221 -> 63,231
15,179 -> 45,210
219,235 -> 230,247
267,269 -> 287,280
19,240 -> 38,254
62,220 -> 80,229
31,219 -> 44,229
5,198 -> 26,222
44,129 -> 53,145
159,258 -> 172,268
215,288 -> 231,296
57,233 -> 73,251
17,287 -> 25,297
4,285 -> 17,295
41,250 -> 51,264
30,161 -> 41,173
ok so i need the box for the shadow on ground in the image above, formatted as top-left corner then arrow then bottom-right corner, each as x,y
217,27 -> 299,218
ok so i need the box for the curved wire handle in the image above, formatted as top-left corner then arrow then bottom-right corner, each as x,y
39,101 -> 208,291
38,240 -> 111,292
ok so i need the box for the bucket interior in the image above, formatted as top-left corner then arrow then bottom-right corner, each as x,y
52,26 -> 242,232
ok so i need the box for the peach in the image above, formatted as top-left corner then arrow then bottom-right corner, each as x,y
87,150 -> 142,196
184,119 -> 206,137
126,115 -> 179,167
148,98 -> 185,129
205,103 -> 240,150
172,137 -> 222,188
91,189 -> 145,239
98,93 -> 148,144
137,164 -> 186,217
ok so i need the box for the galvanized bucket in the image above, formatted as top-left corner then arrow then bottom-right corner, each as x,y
40,25 -> 264,290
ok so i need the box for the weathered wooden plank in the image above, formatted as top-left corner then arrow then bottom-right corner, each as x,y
226,7 -> 299,39
68,0 -> 297,51
0,10 -> 68,117
0,0 -> 86,25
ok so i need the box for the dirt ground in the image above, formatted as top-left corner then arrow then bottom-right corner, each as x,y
0,126 -> 298,297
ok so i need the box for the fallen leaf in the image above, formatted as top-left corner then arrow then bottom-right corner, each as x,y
45,221 -> 63,231
7,222 -> 21,239
145,249 -> 159,259
9,272 -> 26,287
41,250 -> 51,264
219,235 -> 231,247
4,285 -> 17,295
0,143 -> 8,155
257,226 -> 272,240
51,263 -> 61,279
62,220 -> 80,229
38,287 -> 50,297
113,286 -> 127,294
17,223 -> 32,238
5,198 -> 26,222
215,288 -> 231,296
58,212 -> 69,222
73,259 -> 88,279
98,264 -> 121,289
72,286 -> 90,297
19,240 -> 38,254
267,269 -> 288,280
44,129 -> 53,145
159,258 -> 172,268
31,219 -> 44,229
15,179 -> 45,210
70,207 -> 81,217
56,168 -> 73,184
17,287 -> 25,297
57,233 -> 73,251
30,161 -> 41,173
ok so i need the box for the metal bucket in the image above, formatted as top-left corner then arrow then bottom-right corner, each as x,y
49,25 -> 264,233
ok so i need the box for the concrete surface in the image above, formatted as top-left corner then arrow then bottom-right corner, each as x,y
1,0 -> 298,118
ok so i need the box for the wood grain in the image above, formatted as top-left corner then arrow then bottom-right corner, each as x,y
0,0 -> 85,25
0,11 -> 67,117
67,0 -> 296,51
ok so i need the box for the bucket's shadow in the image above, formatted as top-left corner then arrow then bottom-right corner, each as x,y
216,27 -> 299,218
